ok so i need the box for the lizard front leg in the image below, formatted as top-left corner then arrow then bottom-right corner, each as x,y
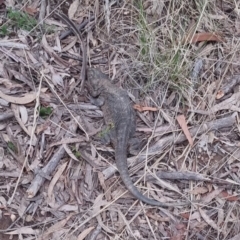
89,95 -> 105,107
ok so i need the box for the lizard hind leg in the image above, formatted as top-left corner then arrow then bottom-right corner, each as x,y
96,124 -> 115,146
128,137 -> 143,155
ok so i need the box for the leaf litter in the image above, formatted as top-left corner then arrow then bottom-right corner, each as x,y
0,0 -> 240,240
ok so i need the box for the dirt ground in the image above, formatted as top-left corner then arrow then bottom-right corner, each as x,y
0,0 -> 240,239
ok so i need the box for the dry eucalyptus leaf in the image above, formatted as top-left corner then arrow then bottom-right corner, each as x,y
176,115 -> 193,146
5,0 -> 15,7
6,227 -> 40,235
199,208 -> 220,231
2,133 -> 10,142
77,226 -> 95,240
0,123 -> 7,130
0,91 -> 37,104
41,214 -> 73,238
42,34 -> 54,53
68,0 -> 79,19
49,66 -> 64,87
19,105 -> 28,124
189,187 -> 208,195
52,73 -> 64,87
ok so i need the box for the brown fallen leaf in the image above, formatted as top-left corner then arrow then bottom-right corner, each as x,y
216,90 -> 224,99
0,91 -> 37,104
189,186 -> 209,195
24,7 -> 38,15
180,212 -> 190,219
176,115 -> 193,146
185,32 -> 225,44
133,104 -> 158,112
218,191 -> 239,201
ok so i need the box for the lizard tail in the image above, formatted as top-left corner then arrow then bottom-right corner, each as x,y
115,147 -> 183,207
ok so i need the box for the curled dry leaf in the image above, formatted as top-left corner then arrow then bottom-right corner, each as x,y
133,104 -> 158,112
0,91 -> 37,104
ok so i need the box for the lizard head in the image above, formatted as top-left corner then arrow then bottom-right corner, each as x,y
86,67 -> 108,89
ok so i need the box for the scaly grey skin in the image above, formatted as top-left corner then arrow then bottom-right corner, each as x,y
87,68 -> 187,207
